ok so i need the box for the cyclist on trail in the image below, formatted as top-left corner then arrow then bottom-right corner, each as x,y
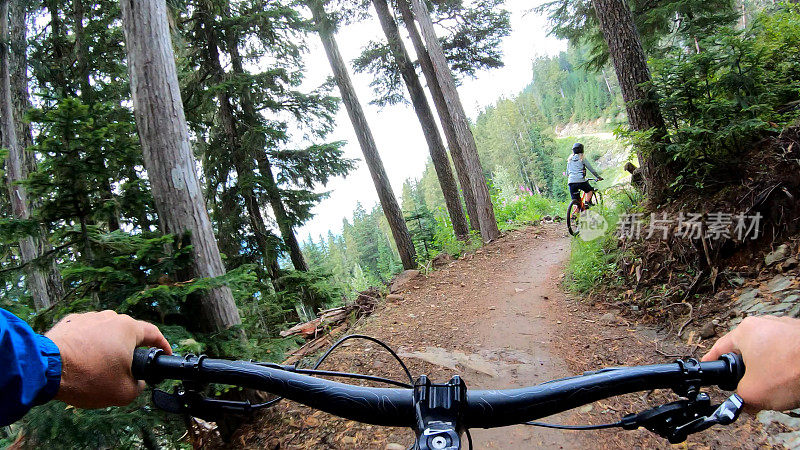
567,142 -> 603,206
1,307 -> 800,425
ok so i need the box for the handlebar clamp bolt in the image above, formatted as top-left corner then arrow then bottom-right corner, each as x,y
430,436 -> 448,449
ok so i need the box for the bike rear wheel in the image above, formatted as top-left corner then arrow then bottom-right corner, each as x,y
567,200 -> 582,236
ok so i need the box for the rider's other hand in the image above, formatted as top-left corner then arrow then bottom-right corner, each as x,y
702,315 -> 800,411
598,177 -> 604,181
45,310 -> 172,408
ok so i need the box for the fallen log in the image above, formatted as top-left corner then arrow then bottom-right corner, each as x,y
279,317 -> 322,338
280,290 -> 381,338
282,324 -> 349,365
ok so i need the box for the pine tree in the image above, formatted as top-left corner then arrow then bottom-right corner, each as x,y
402,179 -> 437,259
368,0 -> 469,240
307,0 -> 417,269
538,0 -> 738,70
591,0 -> 671,201
180,0 -> 354,297
409,0 -> 500,242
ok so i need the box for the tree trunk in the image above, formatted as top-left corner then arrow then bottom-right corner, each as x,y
197,7 -> 283,280
44,0 -> 70,98
120,0 -> 241,332
9,0 -> 64,304
255,156 -> 310,272
72,0 -> 90,100
591,0 -> 670,202
308,0 -> 416,269
408,0 -> 499,242
373,0 -> 469,240
396,0 -> 480,233
9,0 -> 31,154
0,0 -> 57,311
217,83 -> 283,279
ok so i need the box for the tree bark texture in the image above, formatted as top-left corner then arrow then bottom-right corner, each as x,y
308,0 -> 417,269
9,0 -> 64,304
373,0 -> 469,240
408,0 -> 499,242
9,0 -> 32,153
120,0 -> 241,331
396,0 -> 480,233
591,0 -> 670,201
0,0 -> 56,310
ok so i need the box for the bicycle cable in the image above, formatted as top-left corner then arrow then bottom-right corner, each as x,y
311,334 -> 415,384
525,420 -> 623,430
250,362 -> 413,388
238,334 -> 414,411
465,428 -> 474,449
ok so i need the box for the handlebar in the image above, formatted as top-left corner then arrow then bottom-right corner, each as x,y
132,348 -> 744,429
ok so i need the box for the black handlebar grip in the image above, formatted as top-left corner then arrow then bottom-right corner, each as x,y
132,347 -> 153,381
718,352 -> 746,391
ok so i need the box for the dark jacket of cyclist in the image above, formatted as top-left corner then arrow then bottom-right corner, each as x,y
566,143 -> 601,202
0,308 -> 62,426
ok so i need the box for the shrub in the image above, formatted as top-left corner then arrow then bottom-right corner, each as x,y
648,4 -> 800,188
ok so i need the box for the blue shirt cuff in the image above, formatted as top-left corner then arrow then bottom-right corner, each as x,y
33,335 -> 61,405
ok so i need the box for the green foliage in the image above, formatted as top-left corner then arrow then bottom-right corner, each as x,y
302,202 -> 404,296
431,215 -> 481,257
25,98 -> 151,237
538,0 -> 738,70
352,41 -> 405,107
23,399 -> 186,450
488,173 -> 566,230
646,4 -> 800,188
402,179 -> 438,261
523,47 -> 623,126
276,269 -> 346,313
565,190 -> 634,293
494,193 -> 566,230
352,0 -> 511,105
438,0 -> 511,77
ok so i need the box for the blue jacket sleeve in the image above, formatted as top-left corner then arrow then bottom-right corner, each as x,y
0,308 -> 62,426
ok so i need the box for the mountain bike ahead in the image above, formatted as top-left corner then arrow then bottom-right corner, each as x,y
567,178 -> 604,236
133,335 -> 746,450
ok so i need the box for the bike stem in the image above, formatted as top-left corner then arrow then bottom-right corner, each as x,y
413,375 -> 467,450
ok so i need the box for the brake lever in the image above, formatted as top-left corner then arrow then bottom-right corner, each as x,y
151,386 -> 263,422
620,393 -> 744,443
671,394 -> 744,442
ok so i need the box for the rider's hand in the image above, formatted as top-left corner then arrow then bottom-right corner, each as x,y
45,310 -> 172,408
597,177 -> 604,181
702,315 -> 800,411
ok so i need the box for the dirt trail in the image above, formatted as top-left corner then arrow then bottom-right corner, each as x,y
233,224 -> 771,449
466,230 -> 574,449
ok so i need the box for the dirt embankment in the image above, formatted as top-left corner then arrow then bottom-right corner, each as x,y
230,224 -> 773,449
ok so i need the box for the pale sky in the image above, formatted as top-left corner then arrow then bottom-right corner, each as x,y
296,0 -> 567,242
